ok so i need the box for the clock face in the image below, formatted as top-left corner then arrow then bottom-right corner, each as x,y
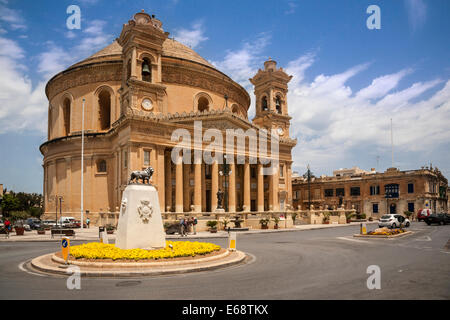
277,127 -> 284,136
141,98 -> 153,111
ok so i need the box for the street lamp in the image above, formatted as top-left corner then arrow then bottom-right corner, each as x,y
303,164 -> 313,211
219,154 -> 232,212
58,196 -> 64,224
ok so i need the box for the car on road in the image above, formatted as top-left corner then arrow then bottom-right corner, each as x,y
417,209 -> 432,222
424,213 -> 450,225
379,214 -> 410,228
26,218 -> 41,230
59,217 -> 75,228
42,220 -> 57,228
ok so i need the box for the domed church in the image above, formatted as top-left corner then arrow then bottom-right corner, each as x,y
40,11 -> 297,225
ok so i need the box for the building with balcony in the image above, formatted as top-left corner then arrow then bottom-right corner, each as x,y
292,166 -> 448,217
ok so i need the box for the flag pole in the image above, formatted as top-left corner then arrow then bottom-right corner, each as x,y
81,98 -> 85,229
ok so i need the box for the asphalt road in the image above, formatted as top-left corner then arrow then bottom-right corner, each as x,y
0,222 -> 449,300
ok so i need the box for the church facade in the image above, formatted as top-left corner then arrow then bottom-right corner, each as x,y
40,11 -> 297,224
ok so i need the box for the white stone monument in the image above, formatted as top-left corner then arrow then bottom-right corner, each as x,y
115,184 -> 166,250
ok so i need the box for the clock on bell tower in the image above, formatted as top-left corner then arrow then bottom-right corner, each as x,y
117,10 -> 169,115
250,58 -> 293,138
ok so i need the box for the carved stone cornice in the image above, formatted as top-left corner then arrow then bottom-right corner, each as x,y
46,62 -> 122,100
162,64 -> 250,110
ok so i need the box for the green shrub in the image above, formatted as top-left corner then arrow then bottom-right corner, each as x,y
206,220 -> 218,229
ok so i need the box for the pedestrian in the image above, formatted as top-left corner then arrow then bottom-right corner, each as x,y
180,217 -> 186,237
4,219 -> 11,232
183,218 -> 188,236
192,216 -> 197,235
86,218 -> 90,228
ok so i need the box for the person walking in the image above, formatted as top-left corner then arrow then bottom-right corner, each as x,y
86,218 -> 90,228
179,217 -> 186,237
4,219 -> 11,232
192,217 -> 197,235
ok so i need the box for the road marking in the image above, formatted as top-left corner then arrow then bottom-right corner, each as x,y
414,236 -> 432,241
18,261 -> 49,277
336,237 -> 370,244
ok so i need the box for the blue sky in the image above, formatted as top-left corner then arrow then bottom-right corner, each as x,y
0,0 -> 449,193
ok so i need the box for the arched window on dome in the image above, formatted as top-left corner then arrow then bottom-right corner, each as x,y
198,97 -> 209,112
275,96 -> 282,114
98,90 -> 111,130
261,96 -> 268,111
231,104 -> 240,116
62,98 -> 71,136
142,58 -> 152,82
97,159 -> 107,173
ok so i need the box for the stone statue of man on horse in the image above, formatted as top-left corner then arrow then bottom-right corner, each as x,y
128,167 -> 154,185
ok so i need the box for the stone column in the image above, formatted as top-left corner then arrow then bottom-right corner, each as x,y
257,163 -> 264,212
194,161 -> 202,212
211,160 -> 218,211
229,161 -> 236,212
243,160 -> 251,212
164,152 -> 172,212
272,164 -> 280,211
201,163 -> 206,211
175,154 -> 183,213
183,163 -> 190,212
157,147 -> 165,211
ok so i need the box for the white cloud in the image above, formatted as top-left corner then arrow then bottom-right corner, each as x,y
0,19 -> 113,134
404,0 -> 427,31
0,4 -> 27,30
210,32 -> 271,118
285,1 -> 297,15
38,19 -> 112,81
172,21 -> 208,49
0,37 -> 47,134
285,53 -> 450,177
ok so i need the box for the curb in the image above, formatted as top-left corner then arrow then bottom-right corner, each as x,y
353,231 -> 413,238
2,222 -> 379,242
29,250 -> 247,277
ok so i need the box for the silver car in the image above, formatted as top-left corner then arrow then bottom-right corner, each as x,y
379,214 -> 410,228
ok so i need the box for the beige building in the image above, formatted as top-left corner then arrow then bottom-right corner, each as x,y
292,166 -> 448,218
40,11 -> 297,225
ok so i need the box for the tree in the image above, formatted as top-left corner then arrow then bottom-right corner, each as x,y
1,193 -> 21,216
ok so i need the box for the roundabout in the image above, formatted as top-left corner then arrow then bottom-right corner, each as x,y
28,241 -> 247,278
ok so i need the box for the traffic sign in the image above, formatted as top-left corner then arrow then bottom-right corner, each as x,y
61,237 -> 70,263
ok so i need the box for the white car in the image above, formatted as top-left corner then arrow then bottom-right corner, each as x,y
379,214 -> 410,228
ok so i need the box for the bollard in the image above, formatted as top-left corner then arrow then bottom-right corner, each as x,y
360,222 -> 367,235
228,232 -> 237,251
99,226 -> 105,243
61,237 -> 70,265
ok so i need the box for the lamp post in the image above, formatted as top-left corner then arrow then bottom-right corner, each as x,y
303,164 -> 313,211
80,98 -> 85,229
58,196 -> 64,223
219,154 -> 232,212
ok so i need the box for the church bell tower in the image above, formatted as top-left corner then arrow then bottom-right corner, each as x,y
250,58 -> 293,138
118,10 -> 169,115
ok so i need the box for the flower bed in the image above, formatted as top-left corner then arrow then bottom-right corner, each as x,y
70,241 -> 221,261
367,227 -> 406,236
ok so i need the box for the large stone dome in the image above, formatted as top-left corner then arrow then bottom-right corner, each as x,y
70,38 -> 216,70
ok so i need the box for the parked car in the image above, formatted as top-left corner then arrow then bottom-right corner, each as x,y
379,214 -> 410,228
59,217 -> 75,228
424,213 -> 450,225
42,220 -> 57,228
417,208 -> 432,222
26,218 -> 41,230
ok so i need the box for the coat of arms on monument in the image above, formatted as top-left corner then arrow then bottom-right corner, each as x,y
137,200 -> 153,223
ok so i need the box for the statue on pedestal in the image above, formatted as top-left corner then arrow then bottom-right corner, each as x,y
217,189 -> 224,209
128,167 -> 154,184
